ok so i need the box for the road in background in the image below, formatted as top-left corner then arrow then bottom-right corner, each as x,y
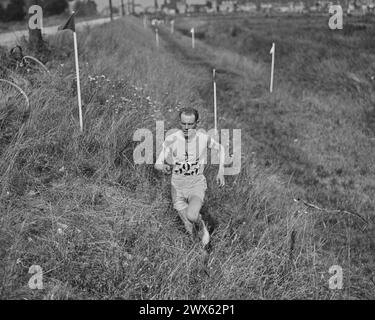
0,16 -> 120,48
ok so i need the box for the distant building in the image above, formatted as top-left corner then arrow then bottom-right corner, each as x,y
260,3 -> 272,13
80,0 -> 163,15
273,3 -> 292,13
293,2 -> 305,13
237,3 -> 257,12
186,0 -> 206,5
186,0 -> 206,13
346,0 -> 375,14
219,0 -> 235,13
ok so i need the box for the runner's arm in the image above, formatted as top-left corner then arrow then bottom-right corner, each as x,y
208,136 -> 225,174
155,145 -> 169,171
155,137 -> 173,173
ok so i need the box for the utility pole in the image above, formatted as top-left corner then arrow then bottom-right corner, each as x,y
121,0 -> 125,16
109,0 -> 113,20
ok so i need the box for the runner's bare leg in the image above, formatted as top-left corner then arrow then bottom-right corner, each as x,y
177,208 -> 193,234
186,196 -> 209,246
185,196 -> 203,222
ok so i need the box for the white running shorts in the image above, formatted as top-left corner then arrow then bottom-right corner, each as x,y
171,174 -> 207,211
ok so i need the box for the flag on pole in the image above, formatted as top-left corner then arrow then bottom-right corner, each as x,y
270,43 -> 275,54
270,42 -> 275,93
58,11 -> 84,132
58,11 -> 76,32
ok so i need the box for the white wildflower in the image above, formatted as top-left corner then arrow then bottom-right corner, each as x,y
27,190 -> 37,196
57,222 -> 68,230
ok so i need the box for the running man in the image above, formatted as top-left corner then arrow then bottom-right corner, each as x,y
155,107 -> 225,247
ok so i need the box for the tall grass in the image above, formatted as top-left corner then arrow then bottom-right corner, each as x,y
0,16 -> 373,299
173,14 -> 375,298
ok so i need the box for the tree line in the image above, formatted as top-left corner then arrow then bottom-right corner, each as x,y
0,0 -> 68,22
0,0 -> 98,23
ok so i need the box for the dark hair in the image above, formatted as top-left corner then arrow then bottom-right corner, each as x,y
178,107 -> 199,122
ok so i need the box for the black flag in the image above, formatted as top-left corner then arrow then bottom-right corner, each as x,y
58,12 -> 76,32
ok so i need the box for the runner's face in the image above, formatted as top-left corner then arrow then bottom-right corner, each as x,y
180,113 -> 197,138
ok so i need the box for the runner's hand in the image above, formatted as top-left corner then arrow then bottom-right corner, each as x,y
216,171 -> 225,187
162,164 -> 172,174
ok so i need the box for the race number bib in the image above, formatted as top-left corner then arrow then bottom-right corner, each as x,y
174,160 -> 200,176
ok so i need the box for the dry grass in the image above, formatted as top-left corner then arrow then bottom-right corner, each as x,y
0,15 -> 374,300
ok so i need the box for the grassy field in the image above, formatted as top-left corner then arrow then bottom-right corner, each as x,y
0,14 -> 374,299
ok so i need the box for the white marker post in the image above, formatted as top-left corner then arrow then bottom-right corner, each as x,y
57,12 -> 83,132
155,28 -> 159,47
73,31 -> 83,132
191,27 -> 195,49
171,19 -> 174,34
143,15 -> 147,29
213,69 -> 217,134
270,42 -> 275,93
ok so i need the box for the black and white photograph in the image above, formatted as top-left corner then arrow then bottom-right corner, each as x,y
0,0 -> 374,305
